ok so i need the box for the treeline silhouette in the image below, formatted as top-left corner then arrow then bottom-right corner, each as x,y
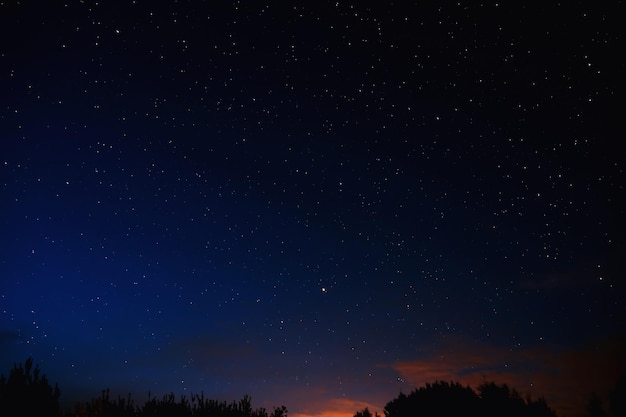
0,357 -> 61,416
0,358 -> 287,417
2,358 -> 625,417
355,380 -> 556,417
71,390 -> 287,417
354,378 -> 626,417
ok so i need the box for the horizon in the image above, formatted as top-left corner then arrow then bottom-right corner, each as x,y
7,334 -> 625,417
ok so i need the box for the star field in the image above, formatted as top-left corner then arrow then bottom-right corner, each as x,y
1,2 -> 625,417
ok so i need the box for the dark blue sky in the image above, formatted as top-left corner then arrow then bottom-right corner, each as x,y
1,2 -> 624,417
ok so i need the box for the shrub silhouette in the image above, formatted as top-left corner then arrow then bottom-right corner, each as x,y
609,376 -> 626,417
382,380 -> 556,417
73,389 -> 137,417
585,392 -> 606,417
581,376 -> 626,417
0,357 -> 61,417
71,389 -> 288,417
477,381 -> 556,417
354,407 -> 380,417
383,381 -> 479,417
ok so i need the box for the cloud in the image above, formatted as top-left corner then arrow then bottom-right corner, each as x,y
386,335 -> 626,417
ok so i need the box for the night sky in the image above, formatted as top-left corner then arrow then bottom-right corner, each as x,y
1,2 -> 625,417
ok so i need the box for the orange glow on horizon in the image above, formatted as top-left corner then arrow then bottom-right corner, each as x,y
290,397 -> 382,417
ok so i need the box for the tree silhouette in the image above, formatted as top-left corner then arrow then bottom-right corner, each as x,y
0,357 -> 61,417
73,389 -> 137,417
354,407 -> 374,417
478,381 -> 526,417
383,380 -> 556,417
525,396 -> 557,417
585,392 -> 606,417
609,376 -> 626,417
384,381 -> 479,417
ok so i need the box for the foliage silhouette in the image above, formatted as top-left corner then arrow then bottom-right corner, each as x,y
73,389 -> 137,417
0,357 -> 61,417
478,381 -> 528,417
609,376 -> 626,417
70,389 -> 288,417
581,376 -> 626,417
0,358 -> 287,417
585,392 -> 606,417
383,381 -> 479,417
354,407 -> 380,417
382,380 -> 556,417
